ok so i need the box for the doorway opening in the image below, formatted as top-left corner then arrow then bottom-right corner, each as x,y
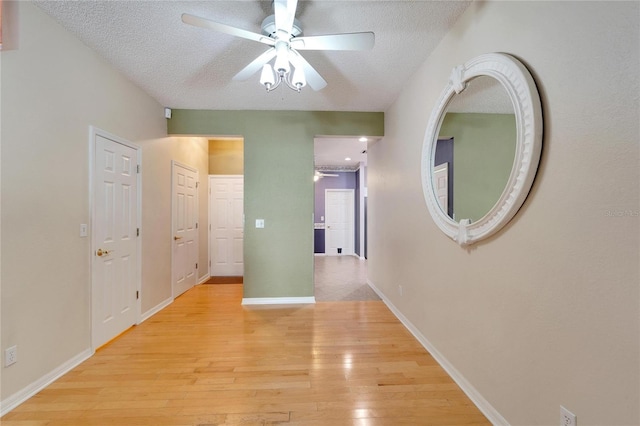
313,136 -> 376,301
206,137 -> 245,285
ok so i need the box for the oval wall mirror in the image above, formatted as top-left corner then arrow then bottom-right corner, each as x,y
421,53 -> 542,246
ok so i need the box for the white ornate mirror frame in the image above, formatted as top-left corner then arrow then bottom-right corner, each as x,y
421,53 -> 543,246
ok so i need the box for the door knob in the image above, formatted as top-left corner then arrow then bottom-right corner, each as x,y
174,236 -> 183,240
96,249 -> 113,257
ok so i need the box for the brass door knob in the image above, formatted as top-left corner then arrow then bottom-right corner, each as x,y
174,236 -> 183,240
96,249 -> 113,257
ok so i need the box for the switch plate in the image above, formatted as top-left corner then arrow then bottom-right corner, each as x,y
80,224 -> 88,237
255,219 -> 265,228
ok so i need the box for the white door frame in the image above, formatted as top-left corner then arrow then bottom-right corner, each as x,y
89,126 -> 142,350
324,188 -> 355,256
171,160 -> 199,298
209,175 -> 244,277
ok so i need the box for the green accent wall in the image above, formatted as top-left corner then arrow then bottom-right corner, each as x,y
169,110 -> 384,298
439,112 -> 516,222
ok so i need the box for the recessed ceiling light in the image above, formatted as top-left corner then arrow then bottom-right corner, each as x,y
345,157 -> 351,161
359,137 -> 368,142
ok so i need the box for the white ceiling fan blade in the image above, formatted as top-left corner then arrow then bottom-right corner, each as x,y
274,0 -> 298,35
290,50 -> 327,91
232,48 -> 277,81
291,32 -> 375,51
182,13 -> 275,46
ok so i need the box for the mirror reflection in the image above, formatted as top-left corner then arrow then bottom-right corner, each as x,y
433,76 -> 516,223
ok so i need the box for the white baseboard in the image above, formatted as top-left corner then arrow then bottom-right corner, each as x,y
0,348 -> 94,417
140,296 -> 173,323
367,279 -> 508,426
242,296 -> 316,305
198,274 -> 211,285
314,253 -> 327,256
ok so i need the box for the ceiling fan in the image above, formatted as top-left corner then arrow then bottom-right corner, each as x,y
314,171 -> 339,181
181,0 -> 375,92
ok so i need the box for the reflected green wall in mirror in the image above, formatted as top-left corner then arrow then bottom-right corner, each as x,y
439,112 -> 516,222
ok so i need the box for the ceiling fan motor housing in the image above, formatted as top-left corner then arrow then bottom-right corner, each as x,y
261,15 -> 303,38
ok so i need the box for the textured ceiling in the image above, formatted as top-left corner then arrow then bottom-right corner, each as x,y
35,0 -> 471,112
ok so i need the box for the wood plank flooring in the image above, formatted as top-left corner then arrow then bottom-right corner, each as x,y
1,284 -> 490,425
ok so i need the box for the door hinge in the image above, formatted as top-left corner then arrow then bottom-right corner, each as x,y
196,182 -> 199,188
136,291 -> 139,300
196,223 -> 198,229
136,164 -> 140,174
136,228 -> 140,237
209,260 -> 211,267
195,263 -> 198,269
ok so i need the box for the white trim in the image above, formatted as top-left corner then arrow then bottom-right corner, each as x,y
421,53 -> 543,246
140,296 -> 174,323
242,297 -> 316,305
367,279 -> 509,426
198,274 -> 211,285
314,253 -> 327,256
357,162 -> 366,258
89,126 -> 142,347
0,348 -> 93,417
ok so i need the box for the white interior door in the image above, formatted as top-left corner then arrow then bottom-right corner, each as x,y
172,162 -> 198,297
209,175 -> 244,276
434,162 -> 449,214
92,130 -> 139,349
325,189 -> 355,256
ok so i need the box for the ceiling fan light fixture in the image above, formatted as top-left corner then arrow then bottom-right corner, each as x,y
260,64 -> 276,89
292,66 -> 307,89
274,42 -> 290,73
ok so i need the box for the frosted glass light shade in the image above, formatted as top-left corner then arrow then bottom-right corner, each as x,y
260,64 -> 275,87
292,66 -> 307,88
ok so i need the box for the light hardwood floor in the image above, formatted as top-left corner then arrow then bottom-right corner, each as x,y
2,284 -> 489,425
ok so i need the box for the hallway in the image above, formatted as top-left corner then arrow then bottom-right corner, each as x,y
1,284 -> 489,425
314,255 -> 380,302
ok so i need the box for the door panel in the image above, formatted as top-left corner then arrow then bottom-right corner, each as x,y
325,189 -> 355,255
434,162 -> 449,215
93,133 -> 138,349
172,163 -> 198,297
210,176 -> 244,276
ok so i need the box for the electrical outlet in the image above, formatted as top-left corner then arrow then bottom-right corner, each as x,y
5,346 -> 17,367
561,406 -> 576,426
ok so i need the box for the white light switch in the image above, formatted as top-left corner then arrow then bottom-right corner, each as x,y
255,219 -> 265,228
80,224 -> 88,237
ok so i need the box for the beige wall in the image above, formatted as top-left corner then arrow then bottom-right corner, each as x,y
208,138 -> 243,175
0,2 -> 208,402
369,1 -> 639,425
